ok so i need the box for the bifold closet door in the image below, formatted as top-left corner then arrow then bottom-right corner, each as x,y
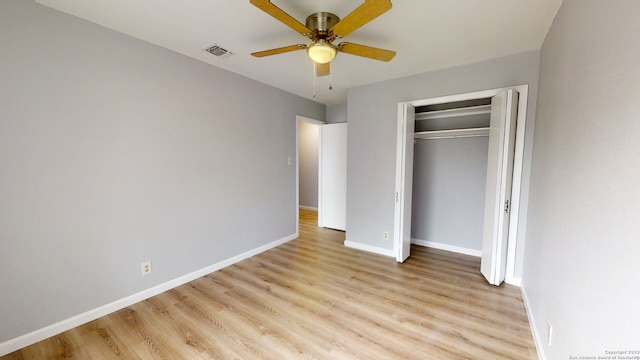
394,104 -> 415,262
480,89 -> 519,286
318,123 -> 347,231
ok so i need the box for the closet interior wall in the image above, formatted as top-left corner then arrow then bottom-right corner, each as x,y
411,99 -> 492,254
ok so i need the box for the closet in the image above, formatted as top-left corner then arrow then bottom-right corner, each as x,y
411,98 -> 492,259
394,88 -> 522,286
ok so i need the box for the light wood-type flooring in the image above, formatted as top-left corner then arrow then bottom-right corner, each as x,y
3,209 -> 537,359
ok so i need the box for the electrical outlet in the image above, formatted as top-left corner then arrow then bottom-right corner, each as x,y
547,321 -> 553,346
141,261 -> 152,276
383,231 -> 389,240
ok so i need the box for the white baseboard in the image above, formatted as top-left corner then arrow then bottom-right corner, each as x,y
411,238 -> 482,257
344,241 -> 395,257
0,233 -> 298,357
299,206 -> 318,211
521,286 -> 545,360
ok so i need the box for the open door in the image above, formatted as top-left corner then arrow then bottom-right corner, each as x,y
394,104 -> 415,262
318,123 -> 347,231
480,89 -> 519,285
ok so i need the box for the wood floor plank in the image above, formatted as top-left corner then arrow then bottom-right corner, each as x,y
2,209 -> 537,359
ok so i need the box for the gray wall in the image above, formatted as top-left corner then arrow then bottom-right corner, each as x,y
411,136 -> 488,251
298,121 -> 320,209
346,51 -> 540,279
326,103 -> 347,124
524,1 -> 640,358
0,0 -> 324,344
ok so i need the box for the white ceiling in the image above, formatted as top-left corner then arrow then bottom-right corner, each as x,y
35,0 -> 562,105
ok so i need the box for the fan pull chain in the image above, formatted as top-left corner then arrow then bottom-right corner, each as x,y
312,62 -> 317,98
329,71 -> 333,91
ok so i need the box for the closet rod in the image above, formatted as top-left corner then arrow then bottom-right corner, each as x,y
415,134 -> 488,140
414,127 -> 490,140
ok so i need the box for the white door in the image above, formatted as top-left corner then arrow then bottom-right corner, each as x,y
394,104 -> 415,262
318,123 -> 347,230
480,89 -> 519,285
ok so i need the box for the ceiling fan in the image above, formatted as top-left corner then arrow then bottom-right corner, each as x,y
250,0 -> 396,77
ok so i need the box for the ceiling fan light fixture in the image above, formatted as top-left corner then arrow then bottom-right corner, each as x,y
307,40 -> 337,64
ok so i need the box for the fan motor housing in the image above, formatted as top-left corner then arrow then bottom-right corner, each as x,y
306,12 -> 340,32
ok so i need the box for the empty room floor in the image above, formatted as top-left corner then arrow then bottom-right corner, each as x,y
2,209 -> 536,359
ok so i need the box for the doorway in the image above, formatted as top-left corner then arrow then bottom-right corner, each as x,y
394,86 -> 529,286
296,115 -> 324,232
296,116 -> 348,233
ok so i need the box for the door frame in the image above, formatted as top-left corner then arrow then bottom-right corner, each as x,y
393,85 -> 529,285
296,115 -> 325,232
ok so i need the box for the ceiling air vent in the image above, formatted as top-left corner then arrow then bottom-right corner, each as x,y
204,44 -> 233,59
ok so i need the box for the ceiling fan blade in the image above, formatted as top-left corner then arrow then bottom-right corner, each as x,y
330,0 -> 392,38
316,62 -> 330,77
251,44 -> 306,57
338,42 -> 396,62
250,0 -> 312,35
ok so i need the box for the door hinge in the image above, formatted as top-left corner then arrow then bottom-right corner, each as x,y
395,192 -> 399,203
504,199 -> 510,214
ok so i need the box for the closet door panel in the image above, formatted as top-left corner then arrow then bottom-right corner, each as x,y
481,89 -> 519,285
394,104 -> 415,262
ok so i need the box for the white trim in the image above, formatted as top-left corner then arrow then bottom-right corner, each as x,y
317,125 -> 324,228
395,84 -> 529,284
296,115 -> 325,126
403,87 -> 522,107
344,241 -> 395,257
299,206 -> 318,211
521,286 -> 546,360
0,233 -> 298,357
411,238 -> 482,257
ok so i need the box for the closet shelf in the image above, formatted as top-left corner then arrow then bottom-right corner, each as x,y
414,127 -> 490,140
415,104 -> 491,121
